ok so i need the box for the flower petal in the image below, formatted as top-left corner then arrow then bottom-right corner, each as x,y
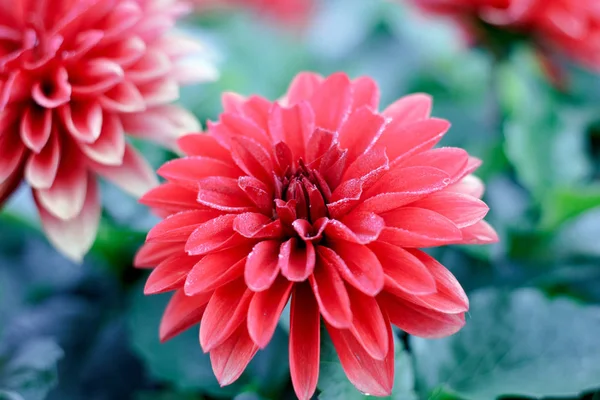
79,112 -> 125,166
245,240 -> 281,292
309,253 -> 352,329
278,238 -> 316,282
347,285 -> 389,360
210,323 -> 258,386
185,214 -> 242,256
184,245 -> 250,295
382,93 -> 431,125
338,106 -> 386,163
20,106 -> 52,152
25,132 -> 60,189
233,212 -> 283,239
284,72 -> 324,106
409,191 -> 489,228
351,76 -> 379,111
376,118 -> 449,163
309,72 -> 352,132
247,277 -> 293,348
144,253 -> 201,294
160,289 -> 212,342
289,283 -> 320,400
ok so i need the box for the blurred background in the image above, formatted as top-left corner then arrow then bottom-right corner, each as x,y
1,0 -> 600,399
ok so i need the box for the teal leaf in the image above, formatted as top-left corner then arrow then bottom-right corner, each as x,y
0,339 -> 63,400
411,288 -> 600,400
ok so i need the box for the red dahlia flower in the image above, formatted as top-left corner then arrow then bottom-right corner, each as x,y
411,0 -> 600,71
136,72 -> 498,398
0,0 -> 216,260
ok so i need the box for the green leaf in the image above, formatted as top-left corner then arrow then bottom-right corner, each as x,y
0,338 -> 63,400
540,185 -> 600,230
127,285 -> 245,397
134,390 -> 202,400
411,288 -> 600,400
318,328 -> 417,400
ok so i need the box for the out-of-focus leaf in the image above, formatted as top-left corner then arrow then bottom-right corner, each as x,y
247,328 -> 289,397
318,329 -> 417,400
0,390 -> 24,400
127,284 -> 244,397
0,339 -> 63,400
135,391 -> 202,400
540,185 -> 600,230
411,288 -> 600,400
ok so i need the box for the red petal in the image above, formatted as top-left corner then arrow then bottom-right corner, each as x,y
458,220 -> 499,244
347,285 -> 389,360
20,106 -> 52,152
99,81 -> 146,113
382,93 -> 431,124
136,78 -> 178,108
409,192 -> 489,228
200,278 -> 253,351
245,240 -> 281,292
378,292 -> 465,339
160,289 -> 212,342
339,212 -> 385,244
25,133 -> 60,189
148,209 -> 221,243
285,72 -> 324,106
305,128 -> 334,165
318,244 -> 384,296
140,183 -> 202,214
31,67 -> 71,109
0,123 -> 25,183
342,146 -> 389,186
369,241 -> 436,295
358,166 -> 450,214
325,317 -> 394,396
268,102 -> 314,161
184,245 -> 250,295
70,59 -> 123,95
310,253 -> 352,328
327,179 -> 363,219
177,134 -> 232,161
197,176 -> 256,212
158,157 -> 240,187
238,176 -> 273,215
338,107 -> 386,163
233,212 -> 283,239
448,174 -> 485,199
79,112 -> 125,166
401,147 -> 469,184
91,144 -> 158,198
35,175 -> 100,262
185,214 -> 242,255
289,283 -> 320,400
380,207 -> 462,247
310,72 -> 352,132
247,277 -> 293,348
377,118 -> 449,163
144,253 -> 201,294
134,242 -> 184,268
210,323 -> 258,386
351,76 -> 379,112
278,238 -> 315,282
229,136 -> 274,184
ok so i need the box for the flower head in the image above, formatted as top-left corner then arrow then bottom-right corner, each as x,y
137,72 -> 498,399
0,0 -> 216,260
411,0 -> 600,71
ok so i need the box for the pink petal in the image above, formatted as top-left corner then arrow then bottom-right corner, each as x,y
325,317 -> 394,397
376,118 -> 449,164
378,292 -> 465,339
100,36 -> 145,67
31,67 -> 72,109
400,147 -> 469,184
210,323 -> 258,386
185,214 -> 242,256
178,134 -> 231,161
140,183 -> 203,214
144,253 -> 201,294
327,178 -> 363,219
289,283 -> 320,400
160,289 -> 212,342
305,127 -> 334,165
36,147 -> 87,220
284,72 -> 324,106
369,241 -> 436,295
278,238 -> 316,282
447,174 -> 485,199
338,107 -> 386,163
25,133 -> 60,189
309,253 -> 352,329
127,49 -> 171,83
91,143 -> 158,198
70,58 -> 124,96
184,245 -> 250,295
79,112 -> 125,166
200,278 -> 253,352
35,175 -> 100,262
59,101 -> 103,143
268,102 -> 314,161
358,166 -> 451,214
197,176 -> 256,212
134,243 -> 184,268
238,176 -> 273,215
318,244 -> 384,296
379,207 -> 463,247
247,277 -> 293,348
341,146 -> 390,189
233,212 -> 283,239
245,240 -> 281,292
351,76 -> 380,112
147,210 -> 221,243
382,93 -> 431,125
0,123 -> 25,183
137,77 -> 179,107
99,81 -> 146,113
347,285 -> 389,360
459,220 -> 499,244
339,211 -> 385,244
229,136 -> 274,185
409,192 -> 489,228
20,106 -> 52,152
309,72 -> 352,132
158,156 -> 241,186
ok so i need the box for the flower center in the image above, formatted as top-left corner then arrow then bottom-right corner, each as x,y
278,159 -> 329,224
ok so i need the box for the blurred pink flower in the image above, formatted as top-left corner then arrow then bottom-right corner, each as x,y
0,0 -> 217,261
412,0 -> 600,72
136,72 -> 498,399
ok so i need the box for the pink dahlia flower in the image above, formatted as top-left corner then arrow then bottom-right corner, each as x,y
412,0 -> 600,71
136,72 -> 498,399
0,0 -> 216,260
